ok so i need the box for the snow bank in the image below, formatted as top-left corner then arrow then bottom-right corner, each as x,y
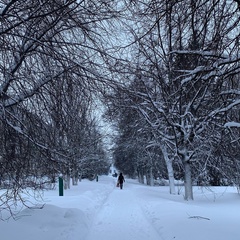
1,176 -> 240,240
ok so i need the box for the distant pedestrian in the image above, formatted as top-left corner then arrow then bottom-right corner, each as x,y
117,173 -> 125,189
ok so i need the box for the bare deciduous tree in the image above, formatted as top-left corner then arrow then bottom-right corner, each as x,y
107,0 -> 240,200
0,0 -> 118,218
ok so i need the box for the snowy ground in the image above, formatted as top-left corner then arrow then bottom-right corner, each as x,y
1,175 -> 240,240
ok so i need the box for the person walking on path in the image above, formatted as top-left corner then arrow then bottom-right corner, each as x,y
117,173 -> 125,189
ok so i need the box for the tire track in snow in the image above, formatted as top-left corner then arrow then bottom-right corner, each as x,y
84,182 -> 160,240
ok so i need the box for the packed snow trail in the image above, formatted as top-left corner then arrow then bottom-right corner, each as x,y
2,176 -> 240,240
84,178 -> 160,240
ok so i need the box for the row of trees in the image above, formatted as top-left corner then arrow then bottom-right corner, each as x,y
0,0 -> 119,217
1,1 -> 240,219
106,0 -> 240,200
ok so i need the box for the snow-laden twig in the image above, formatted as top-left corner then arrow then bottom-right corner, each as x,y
188,215 -> 210,220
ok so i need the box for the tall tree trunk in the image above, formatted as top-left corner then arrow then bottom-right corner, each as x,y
166,159 -> 176,194
161,145 -> 176,194
149,166 -> 154,186
138,168 -> 144,184
146,166 -> 154,186
72,168 -> 78,185
64,174 -> 71,190
184,160 -> 193,200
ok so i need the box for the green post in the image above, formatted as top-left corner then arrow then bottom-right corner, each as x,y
59,177 -> 64,196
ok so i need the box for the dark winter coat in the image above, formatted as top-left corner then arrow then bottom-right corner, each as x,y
118,174 -> 124,184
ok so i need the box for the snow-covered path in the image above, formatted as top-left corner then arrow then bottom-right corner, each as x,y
1,175 -> 240,240
85,180 -> 160,240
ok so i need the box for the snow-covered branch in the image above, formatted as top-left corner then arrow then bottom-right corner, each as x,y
224,121 -> 240,128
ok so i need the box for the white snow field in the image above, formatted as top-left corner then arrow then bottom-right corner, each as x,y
1,175 -> 240,240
